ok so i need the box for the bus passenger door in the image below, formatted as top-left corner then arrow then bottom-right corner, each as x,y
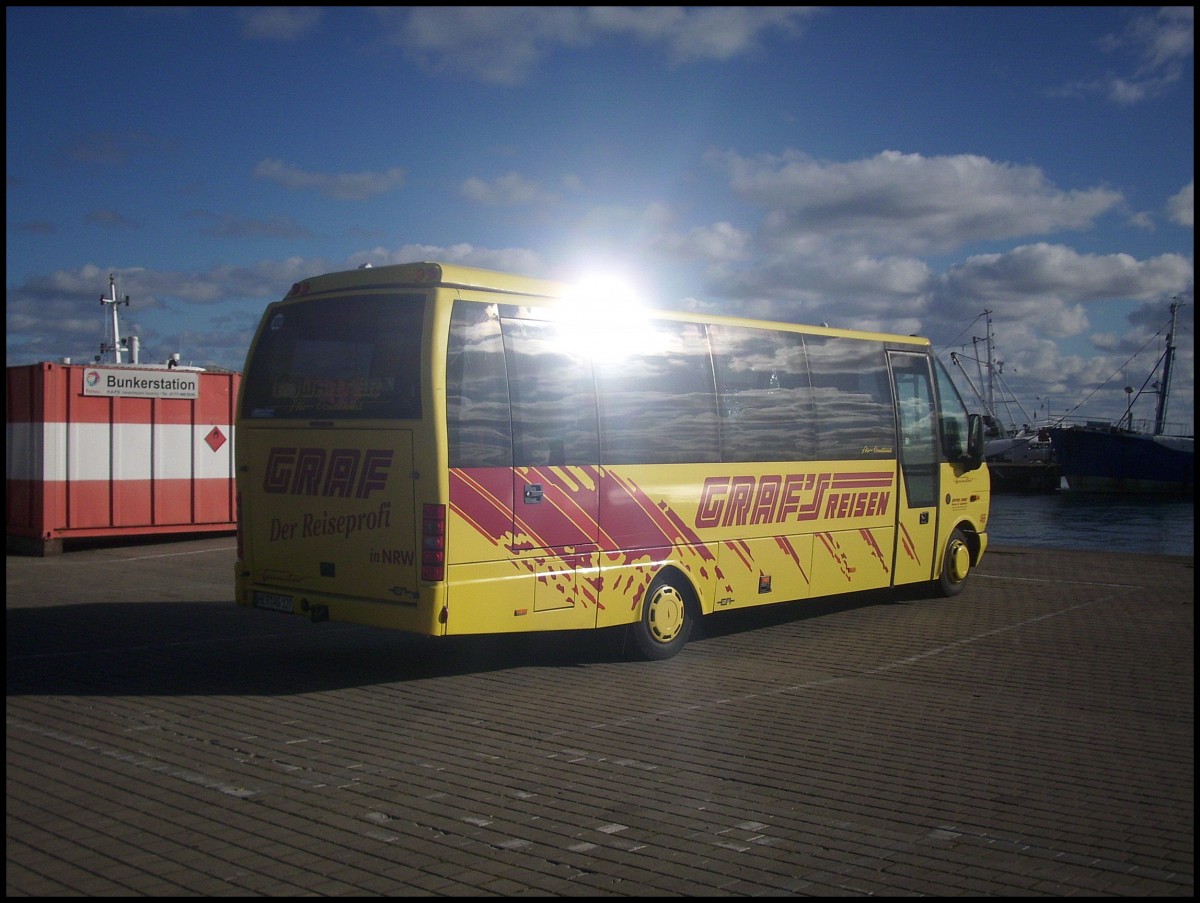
889,352 -> 939,585
502,318 -> 601,620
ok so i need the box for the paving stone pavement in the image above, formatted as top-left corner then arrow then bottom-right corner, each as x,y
6,536 -> 1193,896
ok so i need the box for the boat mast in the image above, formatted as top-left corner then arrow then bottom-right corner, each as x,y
99,273 -> 130,364
984,309 -> 996,419
1152,299 -> 1180,436
950,351 -> 988,413
970,309 -> 1005,432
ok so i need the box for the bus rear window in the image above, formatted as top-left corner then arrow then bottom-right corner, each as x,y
241,293 -> 424,420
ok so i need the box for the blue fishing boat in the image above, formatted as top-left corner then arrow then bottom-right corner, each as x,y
1048,301 -> 1193,495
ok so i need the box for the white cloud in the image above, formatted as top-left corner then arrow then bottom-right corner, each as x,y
710,149 -> 1124,254
85,209 -> 142,229
653,221 -> 752,264
1071,7 -> 1195,105
237,8 -> 322,41
393,8 -> 590,85
460,172 -> 558,206
253,159 -> 406,200
1167,180 -> 1194,227
938,243 -> 1192,308
348,243 -> 544,277
62,130 -> 172,167
925,243 -> 1193,398
386,7 -> 815,84
588,6 -> 812,64
1122,6 -> 1193,71
185,210 -> 316,240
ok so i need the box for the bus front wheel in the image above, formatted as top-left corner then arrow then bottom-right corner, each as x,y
629,575 -> 695,661
938,528 -> 972,597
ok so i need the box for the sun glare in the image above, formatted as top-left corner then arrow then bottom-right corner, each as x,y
560,273 -> 654,362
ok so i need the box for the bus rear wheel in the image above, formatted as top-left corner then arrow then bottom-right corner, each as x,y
629,574 -> 695,661
938,527 -> 972,597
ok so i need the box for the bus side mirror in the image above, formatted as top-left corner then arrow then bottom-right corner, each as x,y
941,413 -> 985,470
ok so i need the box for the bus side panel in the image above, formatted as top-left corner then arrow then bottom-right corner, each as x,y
809,527 -> 896,597
447,466 -> 601,634
938,462 -> 991,570
892,469 -> 939,586
597,465 -> 720,623
592,543 -> 717,630
444,555 -> 599,635
445,542 -> 723,636
712,534 -> 815,611
448,466 -> 514,565
598,462 -> 898,615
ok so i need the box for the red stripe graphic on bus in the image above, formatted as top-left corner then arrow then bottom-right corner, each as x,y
450,467 -> 897,600
725,539 -> 755,572
601,470 -> 714,560
816,531 -> 855,581
512,465 -> 600,552
449,468 -> 512,547
774,535 -> 810,585
899,523 -> 921,563
860,528 -> 889,573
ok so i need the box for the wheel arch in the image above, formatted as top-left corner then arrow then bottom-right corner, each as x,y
951,520 -> 984,567
937,521 -> 980,597
625,563 -> 705,661
646,562 -> 705,617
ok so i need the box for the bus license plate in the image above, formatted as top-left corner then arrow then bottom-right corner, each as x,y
254,591 -> 294,613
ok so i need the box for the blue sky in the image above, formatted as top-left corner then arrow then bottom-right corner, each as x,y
6,7 -> 1194,430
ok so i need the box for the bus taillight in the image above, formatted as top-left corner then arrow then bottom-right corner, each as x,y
422,503 -> 446,581
235,491 -> 243,559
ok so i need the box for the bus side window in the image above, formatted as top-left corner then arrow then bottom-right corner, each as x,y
596,320 -> 720,465
447,302 -> 512,468
806,336 -> 895,459
941,416 -> 964,458
502,318 -> 598,467
933,357 -> 974,464
709,324 -> 816,463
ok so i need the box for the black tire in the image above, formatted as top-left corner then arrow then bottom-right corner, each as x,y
628,574 -> 695,661
938,527 -> 973,597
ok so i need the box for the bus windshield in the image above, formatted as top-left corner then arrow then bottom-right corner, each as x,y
240,293 -> 425,420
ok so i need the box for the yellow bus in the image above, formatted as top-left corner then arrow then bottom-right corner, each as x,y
234,262 -> 989,659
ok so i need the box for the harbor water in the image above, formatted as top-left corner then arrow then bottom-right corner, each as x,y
987,490 -> 1194,557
